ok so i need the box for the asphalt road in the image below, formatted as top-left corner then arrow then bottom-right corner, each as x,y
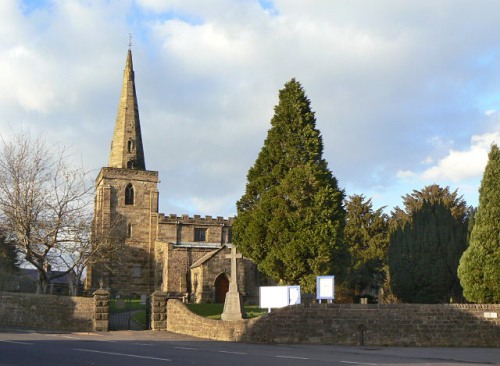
0,327 -> 499,366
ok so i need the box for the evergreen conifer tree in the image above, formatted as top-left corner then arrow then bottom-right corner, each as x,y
344,194 -> 389,300
0,231 -> 19,291
233,79 -> 346,292
388,185 -> 469,303
458,144 -> 500,303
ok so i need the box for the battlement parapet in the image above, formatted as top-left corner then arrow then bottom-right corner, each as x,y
158,213 -> 234,225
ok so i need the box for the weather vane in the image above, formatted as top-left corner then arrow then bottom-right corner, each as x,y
128,33 -> 132,50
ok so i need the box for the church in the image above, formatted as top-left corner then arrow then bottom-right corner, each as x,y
85,49 -> 260,304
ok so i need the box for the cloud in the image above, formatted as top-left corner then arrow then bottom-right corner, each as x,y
389,121 -> 499,209
0,45 -> 57,113
2,0 -> 500,216
420,132 -> 498,182
397,170 -> 416,179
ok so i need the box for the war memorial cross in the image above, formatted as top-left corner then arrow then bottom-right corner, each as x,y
221,244 -> 245,320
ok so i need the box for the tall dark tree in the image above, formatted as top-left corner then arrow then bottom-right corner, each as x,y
0,230 -> 19,290
466,206 -> 477,244
344,194 -> 389,300
458,144 -> 500,303
388,185 -> 469,303
391,185 -> 468,228
0,231 -> 17,270
233,79 -> 346,293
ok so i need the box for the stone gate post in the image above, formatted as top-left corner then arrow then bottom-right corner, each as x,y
93,288 -> 110,331
151,291 -> 168,330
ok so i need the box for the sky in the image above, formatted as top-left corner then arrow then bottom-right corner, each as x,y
1,0 -> 499,218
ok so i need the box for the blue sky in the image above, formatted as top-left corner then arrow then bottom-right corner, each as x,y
1,0 -> 499,217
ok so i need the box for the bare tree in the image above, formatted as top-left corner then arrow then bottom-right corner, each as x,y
0,131 -> 95,294
58,213 -> 125,295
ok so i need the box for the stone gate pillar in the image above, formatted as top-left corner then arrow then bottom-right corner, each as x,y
151,291 -> 168,330
93,288 -> 110,331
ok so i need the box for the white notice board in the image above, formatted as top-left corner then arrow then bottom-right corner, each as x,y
316,275 -> 335,300
260,285 -> 301,309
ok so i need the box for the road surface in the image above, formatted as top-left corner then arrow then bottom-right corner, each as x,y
0,327 -> 498,365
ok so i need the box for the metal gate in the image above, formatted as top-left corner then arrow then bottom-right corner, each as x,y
109,296 -> 151,331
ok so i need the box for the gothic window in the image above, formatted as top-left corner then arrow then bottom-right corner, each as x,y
194,228 -> 207,242
127,160 -> 135,169
125,184 -> 134,205
127,139 -> 135,153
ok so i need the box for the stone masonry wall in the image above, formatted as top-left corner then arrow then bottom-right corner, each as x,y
166,300 -> 500,347
0,291 -> 95,331
167,299 -> 258,341
243,303 -> 500,347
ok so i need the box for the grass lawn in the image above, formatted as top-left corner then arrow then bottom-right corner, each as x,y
186,303 -> 267,320
132,311 -> 147,326
109,298 -> 147,313
111,300 -> 267,325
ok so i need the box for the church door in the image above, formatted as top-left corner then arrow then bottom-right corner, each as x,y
214,274 -> 229,303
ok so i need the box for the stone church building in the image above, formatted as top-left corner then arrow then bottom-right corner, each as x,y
86,49 -> 259,304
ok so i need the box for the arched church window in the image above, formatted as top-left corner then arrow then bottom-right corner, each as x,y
125,183 -> 134,205
127,160 -> 135,169
127,139 -> 135,153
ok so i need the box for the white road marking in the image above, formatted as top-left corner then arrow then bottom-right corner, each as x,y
218,350 -> 248,355
74,348 -> 171,362
276,355 -> 309,360
174,346 -> 198,350
44,334 -> 80,340
341,361 -> 378,365
134,343 -> 155,346
0,340 -> 33,345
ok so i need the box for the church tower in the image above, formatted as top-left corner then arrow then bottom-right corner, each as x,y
87,49 -> 159,296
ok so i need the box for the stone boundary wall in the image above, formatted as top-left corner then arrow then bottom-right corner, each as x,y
167,299 -> 259,341
0,291 -> 108,332
166,300 -> 500,347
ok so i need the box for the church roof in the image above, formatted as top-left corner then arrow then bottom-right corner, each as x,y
173,242 -> 223,249
190,244 -> 229,269
108,49 -> 146,170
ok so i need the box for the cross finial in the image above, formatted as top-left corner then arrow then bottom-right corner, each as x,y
128,33 -> 132,50
225,243 -> 242,290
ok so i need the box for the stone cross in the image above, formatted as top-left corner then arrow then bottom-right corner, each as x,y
221,243 -> 246,321
226,243 -> 242,292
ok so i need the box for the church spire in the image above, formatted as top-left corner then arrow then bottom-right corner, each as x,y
108,49 -> 146,170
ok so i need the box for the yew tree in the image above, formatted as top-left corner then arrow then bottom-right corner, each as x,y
0,230 -> 19,290
458,144 -> 500,303
388,185 -> 469,303
233,79 -> 347,292
344,194 -> 390,299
